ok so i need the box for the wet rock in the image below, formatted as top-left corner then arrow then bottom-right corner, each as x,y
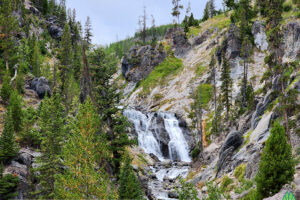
121,45 -> 167,82
177,162 -> 189,167
168,191 -> 179,198
217,132 -> 243,174
252,20 -> 268,51
30,77 -> 51,99
225,24 -> 241,59
161,159 -> 172,167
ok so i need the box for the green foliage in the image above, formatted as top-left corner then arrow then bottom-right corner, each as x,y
118,154 -> 144,200
20,107 -> 41,147
36,90 -> 65,199
191,147 -> 201,159
235,179 -> 254,194
8,90 -> 23,132
196,65 -> 206,76
255,122 -> 295,199
205,182 -> 223,200
0,72 -> 12,104
56,99 -> 116,199
0,110 -> 19,163
220,175 -> 233,189
15,72 -> 25,94
241,188 -> 259,200
196,84 -> 213,109
234,163 -> 246,182
0,166 -> 20,200
176,178 -> 199,200
139,56 -> 183,96
32,39 -> 41,77
283,1 -> 293,12
220,54 -> 232,121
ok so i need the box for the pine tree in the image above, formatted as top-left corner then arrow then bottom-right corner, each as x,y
172,0 -> 184,25
208,0 -> 216,18
241,35 -> 252,108
32,39 -> 41,77
0,71 -> 12,104
220,53 -> 232,122
256,0 -> 268,17
188,13 -> 196,27
0,0 -> 19,70
224,0 -> 236,10
118,154 -> 144,200
59,23 -> 73,102
0,163 -> 20,200
41,0 -> 49,15
8,90 -> 23,133
0,110 -> 19,164
56,99 -> 116,199
202,2 -> 210,21
91,48 -> 133,173
84,16 -> 93,48
36,90 -> 65,199
255,122 -> 295,199
79,44 -> 93,103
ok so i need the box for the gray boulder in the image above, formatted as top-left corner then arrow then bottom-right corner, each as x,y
283,21 -> 300,61
168,191 -> 179,198
30,77 -> 51,99
165,27 -> 191,57
47,16 -> 63,39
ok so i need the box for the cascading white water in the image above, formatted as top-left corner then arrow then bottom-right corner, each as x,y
123,109 -> 164,160
124,109 -> 191,162
158,113 -> 191,163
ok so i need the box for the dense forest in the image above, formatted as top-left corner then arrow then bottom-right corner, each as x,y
0,0 -> 300,199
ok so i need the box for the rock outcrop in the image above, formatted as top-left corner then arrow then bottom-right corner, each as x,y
252,20 -> 268,51
47,16 -> 63,39
122,45 -> 167,82
30,77 -> 51,99
165,27 -> 191,57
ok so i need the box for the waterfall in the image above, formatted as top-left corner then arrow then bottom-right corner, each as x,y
124,109 -> 191,163
159,113 -> 191,163
123,109 -> 164,160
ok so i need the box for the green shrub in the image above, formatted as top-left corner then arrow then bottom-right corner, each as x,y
0,167 -> 20,200
241,188 -> 258,200
176,178 -> 199,200
235,179 -> 254,194
196,84 -> 213,109
8,90 -> 23,132
283,2 -> 292,12
139,56 -> 183,96
234,163 -> 246,182
255,122 -> 295,199
191,148 -> 201,159
15,72 -> 25,94
0,72 -> 12,104
221,176 -> 233,190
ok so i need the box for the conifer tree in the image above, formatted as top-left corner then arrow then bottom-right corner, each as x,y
202,2 -> 210,21
256,122 -> 295,199
172,0 -> 183,25
0,0 -> 19,70
208,0 -> 216,18
36,90 -> 65,199
118,154 -> 144,200
8,90 -> 23,133
0,71 -> 12,104
224,0 -> 236,10
84,16 -> 93,48
91,48 -> 133,173
220,53 -> 232,122
59,23 -> 73,101
0,110 -> 19,164
32,39 -> 41,77
56,99 -> 116,199
0,163 -> 20,200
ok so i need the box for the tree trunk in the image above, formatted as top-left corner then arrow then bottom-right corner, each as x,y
80,44 -> 93,103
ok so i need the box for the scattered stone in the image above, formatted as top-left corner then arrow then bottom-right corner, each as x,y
168,191 -> 179,198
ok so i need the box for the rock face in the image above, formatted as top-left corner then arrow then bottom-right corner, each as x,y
225,24 -> 241,59
4,148 -> 41,200
30,77 -> 51,99
165,27 -> 191,57
217,132 -> 243,173
283,21 -> 300,62
252,20 -> 268,51
122,45 -> 167,82
47,16 -> 63,39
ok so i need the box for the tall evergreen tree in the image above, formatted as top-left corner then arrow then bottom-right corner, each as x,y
208,0 -> 216,18
32,39 -> 41,77
36,90 -> 65,199
0,164 -> 20,200
8,90 -> 23,133
256,122 -> 295,199
56,99 -> 116,199
220,53 -> 232,122
84,16 -> 93,48
0,0 -> 19,70
59,23 -> 73,101
118,154 -> 144,200
0,110 -> 19,164
0,71 -> 12,104
202,2 -> 210,21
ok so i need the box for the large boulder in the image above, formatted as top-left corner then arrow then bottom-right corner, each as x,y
47,16 -> 63,39
252,20 -> 268,51
30,77 -> 51,99
122,45 -> 167,82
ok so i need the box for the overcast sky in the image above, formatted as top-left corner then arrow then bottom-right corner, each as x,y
66,0 -> 223,46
